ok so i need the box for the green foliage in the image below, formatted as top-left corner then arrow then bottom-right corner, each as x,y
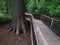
0,12 -> 12,21
0,0 -> 6,11
0,0 -> 60,20
25,0 -> 60,20
25,0 -> 35,13
0,0 -> 12,21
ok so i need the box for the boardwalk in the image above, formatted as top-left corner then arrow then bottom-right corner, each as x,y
33,19 -> 60,45
25,13 -> 60,45
0,13 -> 60,45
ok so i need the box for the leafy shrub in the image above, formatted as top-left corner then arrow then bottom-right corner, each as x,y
0,12 -> 12,21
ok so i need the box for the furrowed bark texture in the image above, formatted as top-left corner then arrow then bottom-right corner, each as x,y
9,0 -> 27,36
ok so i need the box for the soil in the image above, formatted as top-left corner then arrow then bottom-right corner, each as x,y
0,23 -> 31,45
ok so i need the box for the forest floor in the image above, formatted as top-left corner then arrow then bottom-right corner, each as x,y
0,23 -> 31,45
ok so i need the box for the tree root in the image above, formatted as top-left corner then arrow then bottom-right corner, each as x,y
8,22 -> 26,37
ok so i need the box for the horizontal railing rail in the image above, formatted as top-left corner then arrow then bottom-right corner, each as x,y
33,14 -> 60,37
25,13 -> 37,45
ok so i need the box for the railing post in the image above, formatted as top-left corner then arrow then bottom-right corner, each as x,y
30,16 -> 34,45
25,13 -> 37,45
50,19 -> 53,29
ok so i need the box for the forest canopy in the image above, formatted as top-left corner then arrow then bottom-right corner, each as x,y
0,0 -> 60,20
25,0 -> 60,20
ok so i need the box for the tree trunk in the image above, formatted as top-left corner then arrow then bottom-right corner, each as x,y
9,0 -> 27,36
6,0 -> 9,14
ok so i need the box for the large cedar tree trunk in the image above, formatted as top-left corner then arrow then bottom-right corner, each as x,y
9,0 -> 27,36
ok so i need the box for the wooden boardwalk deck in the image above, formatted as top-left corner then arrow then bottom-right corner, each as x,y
33,19 -> 60,45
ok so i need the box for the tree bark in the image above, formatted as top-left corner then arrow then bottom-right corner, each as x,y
6,0 -> 9,14
9,0 -> 27,36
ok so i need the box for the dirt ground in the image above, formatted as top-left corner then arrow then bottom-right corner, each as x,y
0,23 -> 31,45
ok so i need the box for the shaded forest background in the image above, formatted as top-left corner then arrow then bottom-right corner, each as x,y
0,0 -> 60,21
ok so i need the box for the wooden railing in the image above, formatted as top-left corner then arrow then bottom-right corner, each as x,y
25,13 -> 37,45
33,14 -> 60,37
25,13 -> 60,45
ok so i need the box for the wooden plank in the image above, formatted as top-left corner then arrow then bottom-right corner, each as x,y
25,13 -> 60,45
33,19 -> 60,45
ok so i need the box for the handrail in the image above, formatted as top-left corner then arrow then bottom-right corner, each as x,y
25,13 -> 60,45
25,13 -> 37,45
41,14 -> 60,22
25,13 -> 34,45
